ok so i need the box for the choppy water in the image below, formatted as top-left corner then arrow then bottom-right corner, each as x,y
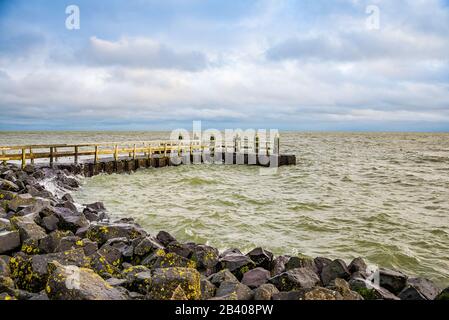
1,131 -> 449,287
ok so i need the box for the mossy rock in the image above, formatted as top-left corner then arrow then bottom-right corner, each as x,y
148,267 -> 201,300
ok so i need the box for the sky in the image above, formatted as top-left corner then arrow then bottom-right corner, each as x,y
0,0 -> 448,131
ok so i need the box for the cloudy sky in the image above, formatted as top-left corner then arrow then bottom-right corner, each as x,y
0,0 -> 448,131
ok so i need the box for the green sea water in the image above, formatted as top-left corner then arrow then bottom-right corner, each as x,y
1,131 -> 448,287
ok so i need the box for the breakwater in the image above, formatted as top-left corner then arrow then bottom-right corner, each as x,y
1,162 -> 448,300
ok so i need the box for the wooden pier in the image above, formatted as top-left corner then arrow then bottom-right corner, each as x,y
0,137 -> 296,176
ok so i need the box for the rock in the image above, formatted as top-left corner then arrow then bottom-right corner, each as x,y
134,236 -> 164,257
220,248 -> 243,257
86,222 -> 146,245
0,275 -> 15,291
208,269 -> 239,287
57,175 -> 79,189
156,231 -> 177,246
61,194 -> 74,202
327,278 -> 363,300
7,194 -> 39,212
436,287 -> 449,300
246,247 -> 273,270
167,242 -> 195,259
143,250 -> 196,270
215,281 -> 253,300
269,267 -> 320,291
147,267 -> 201,300
10,215 -> 47,242
272,291 -> 304,300
219,252 -> 256,280
0,190 -> 17,201
0,293 -> 17,300
0,256 -> 11,276
10,248 -> 89,292
303,287 -> 344,300
39,215 -> 60,232
285,255 -> 318,273
320,259 -> 350,286
104,237 -> 134,261
126,271 -> 152,294
314,257 -> 332,274
0,179 -> 20,192
0,218 -> 12,231
85,202 -> 106,212
200,278 -> 216,300
379,268 -> 408,295
398,278 -> 440,300
348,257 -> 368,274
271,255 -> 290,276
38,230 -> 74,254
241,267 -> 271,289
0,230 -> 21,254
106,277 -> 128,287
191,244 -> 219,273
46,262 -> 128,300
254,283 -> 279,300
54,207 -> 89,233
349,277 -> 400,300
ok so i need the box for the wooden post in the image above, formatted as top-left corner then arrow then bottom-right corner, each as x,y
1,150 -> 6,165
114,145 -> 119,162
50,147 -> 54,166
234,136 -> 238,153
74,146 -> 79,164
148,146 -> 152,160
94,146 -> 99,164
164,143 -> 167,157
21,148 -> 26,169
274,135 -> 280,154
210,136 -> 215,158
29,147 -> 34,165
133,144 -> 137,160
54,148 -> 58,162
266,141 -> 270,156
255,135 -> 260,154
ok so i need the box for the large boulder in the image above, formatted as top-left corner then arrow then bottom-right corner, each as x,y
348,257 -> 368,274
53,207 -> 89,233
219,252 -> 256,280
46,262 -> 128,300
314,257 -> 332,274
436,287 -> 449,300
327,278 -> 363,300
10,215 -> 47,242
398,278 -> 440,300
0,230 -> 21,254
320,259 -> 350,286
191,244 -> 219,274
254,284 -> 279,300
147,267 -> 201,300
142,249 -> 196,270
303,287 -> 344,300
86,222 -> 146,245
379,268 -> 408,295
285,255 -> 318,273
215,281 -> 253,300
271,255 -> 290,276
207,269 -> 239,287
246,247 -> 273,270
9,248 -> 89,292
0,179 -> 20,192
7,194 -> 41,212
241,267 -> 271,289
349,277 -> 399,300
134,236 -> 164,257
38,230 -> 74,254
200,278 -> 216,300
156,231 -> 177,246
269,267 -> 320,291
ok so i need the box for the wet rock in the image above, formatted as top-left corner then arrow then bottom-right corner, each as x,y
191,244 -> 219,273
327,278 -> 363,300
314,257 -> 332,274
10,248 -> 89,292
269,267 -> 320,291
0,178 -> 20,192
241,267 -> 271,289
398,278 -> 440,300
142,249 -> 196,270
200,277 -> 216,300
219,252 -> 256,280
208,269 -> 239,287
348,257 -> 368,274
254,283 -> 279,300
57,175 -> 79,189
104,237 -> 134,261
134,236 -> 164,257
85,202 -> 106,212
215,281 -> 253,300
379,268 -> 408,295
156,231 -> 177,246
436,287 -> 449,300
147,267 -> 201,300
271,255 -> 290,276
285,255 -> 318,273
61,194 -> 74,202
246,247 -> 273,270
349,277 -> 399,300
46,262 -> 127,300
0,230 -> 20,254
10,215 -> 47,242
86,222 -> 146,246
320,259 -> 350,286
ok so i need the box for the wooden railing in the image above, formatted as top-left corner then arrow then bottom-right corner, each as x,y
0,136 -> 280,168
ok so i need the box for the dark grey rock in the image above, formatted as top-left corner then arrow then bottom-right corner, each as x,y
0,230 -> 21,254
271,255 -> 290,276
246,247 -> 273,270
320,259 -> 350,286
156,230 -> 177,246
269,267 -> 320,291
219,252 -> 256,280
398,277 -> 440,300
215,281 -> 253,300
254,283 -> 279,300
208,269 -> 239,287
241,267 -> 271,289
200,278 -> 216,300
379,268 -> 408,295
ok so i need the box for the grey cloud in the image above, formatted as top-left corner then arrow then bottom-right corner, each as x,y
83,37 -> 208,72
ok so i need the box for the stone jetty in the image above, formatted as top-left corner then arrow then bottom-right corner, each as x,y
1,163 -> 448,301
